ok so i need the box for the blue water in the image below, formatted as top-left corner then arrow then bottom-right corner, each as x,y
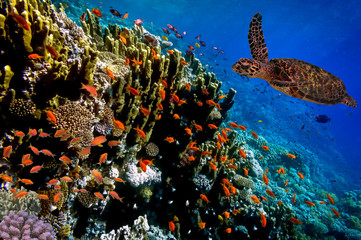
80,0 -> 361,192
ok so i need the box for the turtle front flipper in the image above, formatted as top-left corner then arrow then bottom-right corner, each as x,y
342,94 -> 357,107
248,12 -> 269,62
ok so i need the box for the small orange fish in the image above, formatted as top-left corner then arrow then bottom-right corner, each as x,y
221,183 -> 230,197
125,58 -> 130,65
114,178 -> 126,183
185,83 -> 191,91
54,185 -> 61,190
200,194 -> 210,204
262,174 -> 269,185
327,193 -> 334,205
30,165 -> 43,173
223,211 -> 230,219
139,159 -> 147,172
119,34 -> 127,45
41,149 -> 54,157
14,191 -> 28,199
261,196 -> 269,202
196,101 -> 203,106
319,201 -> 327,204
54,129 -> 68,138
238,148 -> 246,159
331,208 -> 340,218
37,194 -> 49,200
70,137 -> 82,145
9,12 -> 30,31
46,110 -> 57,124
266,190 -> 276,198
198,221 -> 206,229
133,127 -> 146,140
262,145 -> 269,151
125,85 -> 139,96
277,200 -> 283,206
184,127 -> 192,135
224,228 -> 231,234
170,93 -> 180,103
18,178 -> 33,185
207,124 -> 218,130
121,12 -> 128,20
151,48 -> 158,60
239,125 -> 247,131
209,161 -> 217,171
106,67 -> 115,80
286,153 -> 296,159
166,49 -> 174,54
94,192 -> 105,200
139,106 -> 150,116
201,151 -> 212,156
91,8 -> 102,17
289,218 -> 302,225
228,122 -> 238,128
45,45 -> 59,60
28,53 -> 43,60
97,153 -> 108,165
193,123 -> 203,131
297,172 -> 304,180
251,195 -> 260,204
259,212 -> 267,227
304,201 -> 315,206
180,60 -> 187,66
169,221 -> 175,232
218,95 -> 227,99
164,137 -> 175,143
3,145 -> 12,160
60,176 -> 73,182
284,179 -> 288,186
28,128 -> 37,136
202,88 -> 209,95
243,167 -> 248,176
173,114 -> 180,120
109,191 -> 124,202
112,119 -> 125,131
81,83 -> 98,97
91,136 -> 107,147
131,57 -> 142,66
39,132 -> 51,138
91,170 -> 103,184
47,179 -> 58,185
108,140 -> 121,148
0,174 -> 13,183
14,131 -> 25,137
54,192 -> 62,203
292,192 -> 296,204
232,209 -> 241,216
159,88 -> 165,101
250,131 -> 258,139
79,147 -> 91,156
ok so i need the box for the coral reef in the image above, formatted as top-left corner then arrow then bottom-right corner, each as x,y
0,210 -> 56,240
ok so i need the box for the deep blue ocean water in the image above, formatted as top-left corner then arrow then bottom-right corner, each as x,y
78,0 -> 361,193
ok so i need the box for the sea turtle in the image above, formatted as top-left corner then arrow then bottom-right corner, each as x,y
232,12 -> 357,107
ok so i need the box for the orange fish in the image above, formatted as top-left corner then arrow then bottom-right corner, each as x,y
131,57 -> 142,66
319,201 -> 327,204
331,207 -> 340,218
297,172 -> 304,180
229,186 -> 237,195
262,145 -> 269,151
164,137 -> 175,143
224,228 -> 231,234
262,174 -> 269,185
169,221 -> 175,232
121,12 -> 128,20
166,49 -> 174,54
28,53 -> 43,60
125,85 -> 139,96
70,137 -> 82,145
202,88 -> 209,95
108,140 -> 121,148
46,110 -> 57,124
266,190 -> 276,198
251,195 -> 260,204
59,155 -> 72,164
221,183 -> 230,197
232,209 -> 241,216
41,149 -> 54,157
112,119 -> 125,131
250,131 -> 258,139
47,179 -> 58,185
239,125 -> 247,131
0,174 -> 13,183
139,106 -> 150,116
173,114 -> 180,120
14,131 -> 25,137
3,145 -> 12,160
289,218 -> 302,225
259,212 -> 267,227
304,201 -> 315,206
79,147 -> 91,156
277,200 -> 283,206
97,153 -> 108,165
292,192 -> 296,204
91,170 -> 103,184
81,83 -> 98,97
28,128 -> 37,136
109,191 -> 124,202
125,58 -> 130,65
106,67 -> 115,80
201,151 -> 212,156
18,178 -> 33,185
54,192 -> 62,203
9,12 -> 30,30
185,83 -> 191,91
286,153 -> 296,159
119,35 -> 127,45
238,148 -> 246,159
37,194 -> 49,200
223,211 -> 230,219
139,159 -> 147,172
91,136 -> 107,147
151,48 -> 158,59
60,176 -> 73,182
200,194 -> 210,204
261,196 -> 269,202
133,127 -> 146,140
218,95 -> 227,99
159,88 -> 165,101
277,167 -> 285,175
243,167 -> 248,176
209,161 -> 217,171
114,178 -> 126,183
170,93 -> 180,103
193,123 -> 203,132
184,127 -> 192,136
45,45 -> 59,60
180,60 -> 187,66
91,8 -> 102,17
207,124 -> 218,129
198,221 -> 206,229
30,165 -> 43,173
259,156 -> 264,160
14,191 -> 28,199
196,101 -> 203,106
39,132 -> 51,138
54,129 -> 68,138
284,179 -> 288,186
327,193 -> 334,205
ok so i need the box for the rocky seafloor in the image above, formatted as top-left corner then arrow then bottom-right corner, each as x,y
0,0 -> 360,239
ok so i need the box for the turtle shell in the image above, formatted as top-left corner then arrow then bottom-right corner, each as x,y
269,58 -> 352,105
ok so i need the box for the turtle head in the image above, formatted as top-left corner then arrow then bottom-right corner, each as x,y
232,58 -> 262,78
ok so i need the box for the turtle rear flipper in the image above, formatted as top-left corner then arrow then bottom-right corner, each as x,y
248,12 -> 269,62
342,94 -> 357,107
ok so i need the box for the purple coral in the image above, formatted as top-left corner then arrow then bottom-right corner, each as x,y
0,210 -> 56,240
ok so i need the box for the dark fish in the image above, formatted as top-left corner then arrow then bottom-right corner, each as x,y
199,40 -> 206,46
172,27 -> 178,33
216,50 -> 224,56
315,115 -> 331,123
109,8 -> 122,17
301,123 -> 305,130
186,50 -> 194,56
175,33 -> 183,39
79,13 -> 86,22
167,24 -> 174,30
144,35 -> 157,46
162,28 -> 170,35
346,111 -> 355,116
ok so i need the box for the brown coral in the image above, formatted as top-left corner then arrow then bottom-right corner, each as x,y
9,98 -> 36,117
